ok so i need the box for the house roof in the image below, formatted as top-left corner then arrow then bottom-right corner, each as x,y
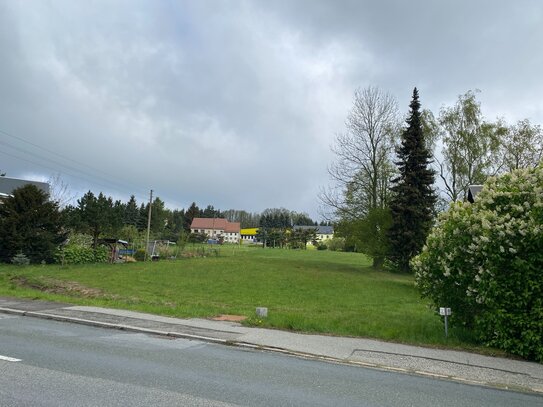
293,225 -> 334,234
190,218 -> 240,233
0,176 -> 50,196
467,185 -> 483,203
240,228 -> 259,235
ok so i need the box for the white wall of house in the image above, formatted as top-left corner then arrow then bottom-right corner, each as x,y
191,228 -> 240,243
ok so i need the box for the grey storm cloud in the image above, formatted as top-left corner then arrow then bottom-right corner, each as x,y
1,1 -> 542,218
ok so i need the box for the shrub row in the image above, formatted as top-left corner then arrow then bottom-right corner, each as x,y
413,167 -> 543,361
57,245 -> 109,265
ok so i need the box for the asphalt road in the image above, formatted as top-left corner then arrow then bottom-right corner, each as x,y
0,314 -> 541,407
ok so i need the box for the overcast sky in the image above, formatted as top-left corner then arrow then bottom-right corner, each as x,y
1,0 -> 542,219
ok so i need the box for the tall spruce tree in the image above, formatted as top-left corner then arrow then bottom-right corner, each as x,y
387,88 -> 436,272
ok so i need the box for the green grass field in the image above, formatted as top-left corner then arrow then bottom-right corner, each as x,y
0,246 -> 492,352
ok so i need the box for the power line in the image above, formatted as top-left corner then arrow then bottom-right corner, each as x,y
0,128 -> 129,182
0,149 -> 147,203
0,138 -> 137,192
0,128 -> 150,201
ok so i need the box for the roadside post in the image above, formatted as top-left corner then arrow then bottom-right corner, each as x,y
439,307 -> 452,338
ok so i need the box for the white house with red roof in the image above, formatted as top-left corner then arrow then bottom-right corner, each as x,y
190,218 -> 241,243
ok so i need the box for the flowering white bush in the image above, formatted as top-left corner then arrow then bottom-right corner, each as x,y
413,166 -> 543,361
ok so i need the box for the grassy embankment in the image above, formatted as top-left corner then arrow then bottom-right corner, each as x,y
0,246 -> 488,352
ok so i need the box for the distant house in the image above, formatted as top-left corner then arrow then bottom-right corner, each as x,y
240,228 -> 259,244
293,225 -> 334,244
0,177 -> 50,203
190,218 -> 241,243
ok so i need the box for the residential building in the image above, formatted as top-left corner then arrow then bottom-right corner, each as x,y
190,218 -> 241,243
0,177 -> 50,203
293,225 -> 334,244
240,228 -> 259,244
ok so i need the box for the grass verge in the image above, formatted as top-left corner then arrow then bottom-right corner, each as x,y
0,246 -> 502,355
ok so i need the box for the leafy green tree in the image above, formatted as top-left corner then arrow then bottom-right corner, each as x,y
290,227 -> 317,249
222,209 -> 260,228
387,88 -> 437,273
267,228 -> 287,248
337,207 -> 392,267
500,118 -> 543,171
0,185 -> 66,263
119,225 -> 140,243
438,90 -> 505,201
255,227 -> 269,247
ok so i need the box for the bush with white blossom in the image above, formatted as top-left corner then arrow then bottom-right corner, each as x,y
413,166 -> 543,361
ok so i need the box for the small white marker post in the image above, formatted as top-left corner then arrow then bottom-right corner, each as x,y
439,307 -> 452,338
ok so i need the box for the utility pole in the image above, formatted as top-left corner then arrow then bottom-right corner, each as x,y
144,189 -> 153,261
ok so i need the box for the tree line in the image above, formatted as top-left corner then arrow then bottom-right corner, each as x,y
0,183 -> 322,263
321,86 -> 542,271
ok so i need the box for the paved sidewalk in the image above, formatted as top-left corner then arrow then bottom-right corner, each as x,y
1,297 -> 542,395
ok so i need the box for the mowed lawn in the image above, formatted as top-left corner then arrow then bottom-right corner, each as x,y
0,247 -> 478,349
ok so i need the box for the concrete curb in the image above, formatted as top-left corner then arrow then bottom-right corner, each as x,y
1,307 -> 542,395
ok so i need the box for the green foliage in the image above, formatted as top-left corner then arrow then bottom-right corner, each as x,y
11,252 -> 30,265
414,166 -> 543,361
291,212 -> 315,226
58,245 -> 109,264
438,90 -> 506,201
500,118 -> 543,171
74,191 -> 118,248
176,230 -> 189,250
316,243 -> 328,251
134,249 -> 146,261
183,202 -> 200,232
337,208 -> 392,268
119,225 -> 141,243
289,227 -> 317,250
0,184 -> 66,264
326,237 -> 346,252
188,232 -> 207,244
388,88 -> 437,272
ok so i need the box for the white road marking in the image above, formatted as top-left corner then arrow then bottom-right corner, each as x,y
0,355 -> 21,362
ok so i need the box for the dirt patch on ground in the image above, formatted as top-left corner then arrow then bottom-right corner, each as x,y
11,276 -> 111,299
211,314 -> 247,322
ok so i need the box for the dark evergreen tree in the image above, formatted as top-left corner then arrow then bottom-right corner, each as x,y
291,212 -> 314,226
0,185 -> 66,263
137,203 -> 148,231
387,88 -> 437,272
111,199 -> 125,236
183,202 -> 200,232
150,197 -> 167,234
123,195 -> 139,227
77,192 -> 109,248
201,205 -> 221,218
